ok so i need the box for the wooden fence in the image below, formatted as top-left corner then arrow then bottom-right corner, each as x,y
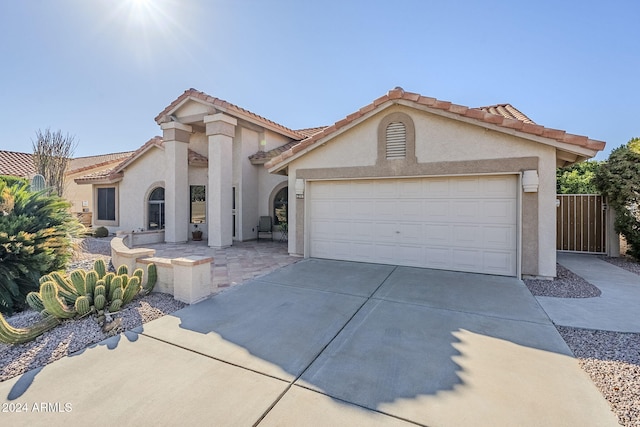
556,194 -> 607,253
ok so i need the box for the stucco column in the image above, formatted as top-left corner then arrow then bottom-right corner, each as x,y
205,113 -> 237,248
161,122 -> 192,243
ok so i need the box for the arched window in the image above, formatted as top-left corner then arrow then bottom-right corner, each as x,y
148,187 -> 165,230
273,187 -> 288,225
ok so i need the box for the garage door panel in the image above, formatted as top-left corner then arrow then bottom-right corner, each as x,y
453,225 -> 483,247
452,178 -> 480,197
309,176 -> 518,276
425,224 -> 451,244
398,179 -> 423,198
483,226 -> 516,248
484,176 -> 517,196
425,247 -> 454,269
484,251 -> 514,270
375,200 -> 397,218
425,200 -> 450,218
310,200 -> 335,219
482,200 -> 516,221
398,200 -> 423,220
352,200 -> 373,219
452,249 -> 483,271
422,179 -> 450,197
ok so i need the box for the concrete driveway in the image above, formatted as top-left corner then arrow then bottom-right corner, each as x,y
0,259 -> 617,426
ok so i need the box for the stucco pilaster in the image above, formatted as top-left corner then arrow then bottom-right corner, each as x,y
161,122 -> 192,243
205,114 -> 237,248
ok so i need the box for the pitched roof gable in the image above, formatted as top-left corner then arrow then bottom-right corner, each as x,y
266,87 -> 605,171
155,88 -> 306,140
75,136 -> 210,184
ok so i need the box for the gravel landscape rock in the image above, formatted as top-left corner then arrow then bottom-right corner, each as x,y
524,264 -> 601,298
0,238 -> 187,382
524,259 -> 640,426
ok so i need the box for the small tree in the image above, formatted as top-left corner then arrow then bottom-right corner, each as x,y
32,128 -> 77,197
556,161 -> 601,194
594,138 -> 640,258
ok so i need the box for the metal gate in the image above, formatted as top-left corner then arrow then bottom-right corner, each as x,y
556,194 -> 606,253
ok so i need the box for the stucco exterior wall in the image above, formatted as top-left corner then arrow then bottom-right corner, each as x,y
118,147 -> 167,233
235,127 -> 259,241
263,129 -> 292,152
284,105 -> 559,277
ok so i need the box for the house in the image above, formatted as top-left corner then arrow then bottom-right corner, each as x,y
0,149 -> 133,225
76,87 -> 605,279
266,87 -> 605,279
76,89 -> 306,247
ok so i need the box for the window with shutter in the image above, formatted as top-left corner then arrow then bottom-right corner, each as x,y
386,122 -> 406,159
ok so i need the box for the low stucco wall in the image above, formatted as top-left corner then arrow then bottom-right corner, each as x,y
110,237 -> 213,304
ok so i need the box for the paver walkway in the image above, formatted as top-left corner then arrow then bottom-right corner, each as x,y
144,240 -> 300,292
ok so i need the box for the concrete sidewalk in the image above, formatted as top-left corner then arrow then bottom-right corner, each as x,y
536,252 -> 640,332
0,260 -> 618,426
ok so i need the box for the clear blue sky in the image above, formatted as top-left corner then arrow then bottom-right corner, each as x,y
1,0 -> 638,160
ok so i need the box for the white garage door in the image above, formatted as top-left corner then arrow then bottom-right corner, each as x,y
308,175 -> 518,276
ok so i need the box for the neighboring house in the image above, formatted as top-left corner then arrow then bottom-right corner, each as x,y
75,87 -> 605,279
0,149 -> 133,225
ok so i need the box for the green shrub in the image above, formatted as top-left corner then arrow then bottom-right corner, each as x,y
594,137 -> 640,258
94,226 -> 109,238
0,180 -> 81,315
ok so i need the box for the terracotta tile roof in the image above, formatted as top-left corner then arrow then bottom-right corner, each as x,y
249,141 -> 299,164
155,88 -> 306,140
68,152 -> 135,174
295,126 -> 328,138
0,150 -> 35,177
478,104 -> 535,124
75,136 -> 210,183
266,87 -> 606,170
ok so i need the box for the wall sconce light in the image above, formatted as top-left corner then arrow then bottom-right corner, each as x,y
295,179 -> 305,199
522,170 -> 539,193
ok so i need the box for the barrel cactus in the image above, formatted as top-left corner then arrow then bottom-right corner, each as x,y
94,259 -> 107,279
26,292 -> 45,312
0,313 -> 60,345
75,296 -> 92,317
0,261 -> 158,345
94,294 -> 106,311
40,282 -> 77,319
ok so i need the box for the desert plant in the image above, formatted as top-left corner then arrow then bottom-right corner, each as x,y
94,226 -> 109,238
594,137 -> 640,258
1,259 -> 157,344
0,179 -> 82,315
